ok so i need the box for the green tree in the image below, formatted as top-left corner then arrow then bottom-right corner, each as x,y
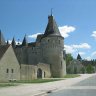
86,64 -> 94,73
74,67 -> 77,74
80,67 -> 85,74
66,54 -> 73,66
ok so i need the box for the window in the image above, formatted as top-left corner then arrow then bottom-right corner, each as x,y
6,69 -> 9,73
48,39 -> 50,42
59,40 -> 60,44
32,47 -> 33,50
44,72 -> 46,78
11,69 -> 14,73
61,61 -> 62,68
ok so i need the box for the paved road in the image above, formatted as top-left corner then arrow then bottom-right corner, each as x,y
0,74 -> 95,96
48,75 -> 96,96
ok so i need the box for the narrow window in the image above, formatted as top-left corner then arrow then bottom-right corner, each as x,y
44,72 -> 46,78
48,39 -> 50,42
61,61 -> 62,68
6,69 -> 9,73
59,40 -> 60,44
11,69 -> 14,73
32,47 -> 33,50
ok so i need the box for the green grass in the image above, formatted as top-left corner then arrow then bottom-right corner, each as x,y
0,83 -> 18,87
15,79 -> 63,83
0,79 -> 63,87
0,74 -> 80,86
64,74 -> 80,78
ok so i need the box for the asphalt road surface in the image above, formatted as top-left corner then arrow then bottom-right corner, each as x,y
48,75 -> 96,96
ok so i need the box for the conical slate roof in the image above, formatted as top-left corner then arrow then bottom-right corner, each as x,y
11,37 -> 16,47
77,54 -> 82,60
0,45 -> 10,59
6,40 -> 9,45
0,30 -> 6,45
44,15 -> 61,37
22,34 -> 28,46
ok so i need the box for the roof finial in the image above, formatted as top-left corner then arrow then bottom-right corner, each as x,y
51,8 -> 53,16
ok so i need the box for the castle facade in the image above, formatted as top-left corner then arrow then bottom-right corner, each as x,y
0,14 -> 66,81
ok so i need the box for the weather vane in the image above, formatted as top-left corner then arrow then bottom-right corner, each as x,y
51,8 -> 53,16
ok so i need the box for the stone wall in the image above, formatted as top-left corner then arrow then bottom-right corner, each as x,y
67,60 -> 84,74
20,63 -> 51,80
20,64 -> 37,80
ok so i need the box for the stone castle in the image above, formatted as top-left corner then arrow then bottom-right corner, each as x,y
0,14 -> 66,81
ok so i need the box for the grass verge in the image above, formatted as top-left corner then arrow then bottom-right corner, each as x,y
0,83 -> 18,87
64,74 -> 80,78
15,79 -> 63,83
0,74 -> 80,86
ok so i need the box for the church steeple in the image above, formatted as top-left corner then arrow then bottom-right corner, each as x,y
44,13 -> 61,37
11,37 -> 16,47
0,30 -> 6,45
22,34 -> 28,46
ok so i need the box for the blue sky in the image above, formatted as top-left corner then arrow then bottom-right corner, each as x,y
0,0 -> 96,60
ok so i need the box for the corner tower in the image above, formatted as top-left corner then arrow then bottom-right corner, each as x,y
41,14 -> 66,77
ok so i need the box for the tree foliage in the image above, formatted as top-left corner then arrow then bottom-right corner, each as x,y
66,54 -> 73,66
86,64 -> 94,73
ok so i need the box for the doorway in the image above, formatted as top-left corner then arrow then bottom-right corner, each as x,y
37,68 -> 42,78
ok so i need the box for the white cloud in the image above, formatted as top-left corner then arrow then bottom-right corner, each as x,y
64,45 -> 75,54
64,43 -> 91,54
72,43 -> 91,49
91,31 -> 96,39
28,25 -> 76,39
79,52 -> 85,55
59,25 -> 76,38
28,33 -> 42,39
7,40 -> 22,45
85,56 -> 92,61
91,51 -> 96,56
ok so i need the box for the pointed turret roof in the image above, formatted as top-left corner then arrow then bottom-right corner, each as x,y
11,37 -> 16,47
6,40 -> 9,45
77,54 -> 82,61
0,30 -> 6,45
43,14 -> 61,37
22,34 -> 28,46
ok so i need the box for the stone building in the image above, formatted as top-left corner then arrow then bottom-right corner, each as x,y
67,54 -> 84,74
0,14 -> 66,81
0,32 -> 20,82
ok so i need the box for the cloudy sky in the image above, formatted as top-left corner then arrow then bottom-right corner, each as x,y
0,0 -> 96,60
